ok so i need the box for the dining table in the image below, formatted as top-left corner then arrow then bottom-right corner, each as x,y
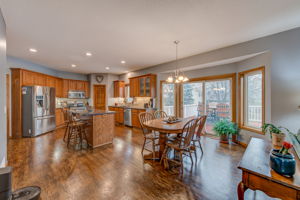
142,116 -> 195,160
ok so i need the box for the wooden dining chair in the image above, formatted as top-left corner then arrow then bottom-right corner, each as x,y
154,110 -> 168,119
192,115 -> 207,154
160,118 -> 197,174
139,112 -> 159,160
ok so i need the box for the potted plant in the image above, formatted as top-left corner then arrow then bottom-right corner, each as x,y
262,123 -> 289,147
270,141 -> 295,177
213,120 -> 237,144
231,123 -> 239,143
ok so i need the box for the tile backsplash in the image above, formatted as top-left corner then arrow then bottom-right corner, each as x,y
56,98 -> 90,108
108,97 -> 153,108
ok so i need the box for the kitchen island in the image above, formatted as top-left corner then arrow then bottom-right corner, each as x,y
75,109 -> 116,149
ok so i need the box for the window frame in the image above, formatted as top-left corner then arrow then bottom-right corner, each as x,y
238,66 -> 265,134
160,81 -> 178,117
180,73 -> 237,123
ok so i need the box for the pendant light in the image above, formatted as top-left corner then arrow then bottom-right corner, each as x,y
166,41 -> 189,83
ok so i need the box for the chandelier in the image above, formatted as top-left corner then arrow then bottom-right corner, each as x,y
166,41 -> 189,83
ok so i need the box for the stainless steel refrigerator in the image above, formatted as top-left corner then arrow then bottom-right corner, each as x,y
22,86 -> 56,137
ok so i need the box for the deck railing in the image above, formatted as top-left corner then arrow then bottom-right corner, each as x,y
163,104 -> 262,122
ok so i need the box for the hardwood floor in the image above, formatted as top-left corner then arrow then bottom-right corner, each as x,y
8,126 -> 276,200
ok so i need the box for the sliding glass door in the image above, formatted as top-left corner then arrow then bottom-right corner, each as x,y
182,82 -> 203,118
205,79 -> 232,133
181,77 -> 233,133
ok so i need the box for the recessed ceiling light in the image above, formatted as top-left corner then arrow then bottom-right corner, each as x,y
105,67 -> 110,70
71,64 -> 77,68
121,60 -> 126,64
29,48 -> 37,53
86,52 -> 92,56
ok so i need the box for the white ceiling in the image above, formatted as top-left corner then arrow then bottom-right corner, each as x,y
1,0 -> 300,74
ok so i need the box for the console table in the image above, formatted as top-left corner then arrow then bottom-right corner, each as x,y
237,138 -> 300,200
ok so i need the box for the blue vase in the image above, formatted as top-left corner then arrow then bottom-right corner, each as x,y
270,149 -> 296,177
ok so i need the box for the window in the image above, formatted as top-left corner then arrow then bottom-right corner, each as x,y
182,82 -> 203,118
161,82 -> 176,116
239,67 -> 265,133
181,74 -> 236,134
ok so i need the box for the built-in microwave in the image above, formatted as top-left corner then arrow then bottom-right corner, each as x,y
68,91 -> 86,99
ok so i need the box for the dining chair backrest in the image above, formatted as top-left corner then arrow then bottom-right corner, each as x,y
181,119 -> 197,148
195,115 -> 207,137
154,110 -> 168,119
139,112 -> 154,136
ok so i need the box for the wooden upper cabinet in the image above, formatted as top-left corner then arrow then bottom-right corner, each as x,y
76,81 -> 85,91
55,78 -> 63,97
62,79 -> 69,98
22,70 -> 46,86
114,80 -> 125,98
69,80 -> 77,91
22,70 -> 35,86
46,76 -> 56,88
129,74 -> 156,97
129,78 -> 139,97
84,81 -> 90,98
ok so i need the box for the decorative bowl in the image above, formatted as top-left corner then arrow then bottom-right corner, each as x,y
270,149 -> 295,177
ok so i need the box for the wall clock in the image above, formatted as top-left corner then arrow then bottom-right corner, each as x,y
96,75 -> 104,83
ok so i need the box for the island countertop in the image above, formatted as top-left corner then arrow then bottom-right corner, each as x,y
72,109 -> 116,116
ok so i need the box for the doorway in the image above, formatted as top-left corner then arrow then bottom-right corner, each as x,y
93,85 -> 106,110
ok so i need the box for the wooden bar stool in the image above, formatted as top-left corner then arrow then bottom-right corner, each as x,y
66,111 -> 88,150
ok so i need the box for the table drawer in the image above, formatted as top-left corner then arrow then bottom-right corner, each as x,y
248,173 -> 298,200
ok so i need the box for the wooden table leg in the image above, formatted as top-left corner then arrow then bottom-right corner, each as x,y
159,133 -> 167,158
237,181 -> 247,200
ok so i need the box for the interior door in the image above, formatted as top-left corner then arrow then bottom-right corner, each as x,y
94,85 -> 106,110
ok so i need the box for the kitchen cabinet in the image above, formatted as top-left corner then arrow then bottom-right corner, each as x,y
108,106 -> 124,124
62,79 -> 69,98
114,81 -> 125,98
69,80 -> 77,91
55,78 -> 63,97
129,78 -> 139,97
129,74 -> 156,97
22,70 -> 46,86
76,81 -> 85,91
55,108 -> 65,127
84,81 -> 90,98
46,76 -> 56,88
131,108 -> 145,128
22,70 -> 35,86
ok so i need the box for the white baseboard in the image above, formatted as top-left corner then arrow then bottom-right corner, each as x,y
0,156 -> 6,168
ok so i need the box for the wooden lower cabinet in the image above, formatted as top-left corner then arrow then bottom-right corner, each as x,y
131,109 -> 146,128
108,107 -> 124,124
55,108 -> 65,128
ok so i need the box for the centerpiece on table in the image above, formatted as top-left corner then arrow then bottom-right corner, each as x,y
213,120 -> 239,144
270,141 -> 296,177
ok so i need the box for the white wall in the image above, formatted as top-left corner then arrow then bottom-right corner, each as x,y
0,8 -> 7,167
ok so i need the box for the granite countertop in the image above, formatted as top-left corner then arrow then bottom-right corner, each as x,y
108,105 -> 157,110
73,109 -> 116,116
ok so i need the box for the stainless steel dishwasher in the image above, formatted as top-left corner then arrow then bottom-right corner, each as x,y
124,108 -> 132,126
